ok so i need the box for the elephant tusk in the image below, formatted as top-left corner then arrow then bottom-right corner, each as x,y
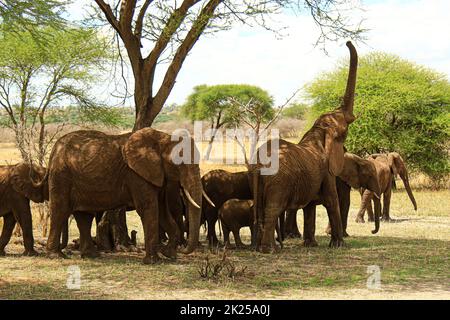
374,193 -> 381,199
183,188 -> 200,209
202,189 -> 216,208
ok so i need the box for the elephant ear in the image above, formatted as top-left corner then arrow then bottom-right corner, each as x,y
11,163 -> 45,203
122,128 -> 164,187
388,152 -> 402,177
324,127 -> 345,176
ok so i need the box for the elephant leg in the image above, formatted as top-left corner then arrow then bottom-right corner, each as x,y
135,191 -> 160,265
46,191 -> 71,259
382,188 -> 392,221
260,207 -> 283,254
302,204 -> 318,247
337,183 -> 351,237
285,209 -> 301,239
233,228 -> 245,248
356,190 -> 373,223
173,210 -> 186,246
60,218 -> 69,250
0,213 -> 16,256
159,206 -> 178,260
222,223 -> 231,249
12,202 -> 37,256
277,213 -> 285,242
73,212 -> 98,258
329,181 -> 351,237
323,177 -> 344,248
206,209 -> 220,247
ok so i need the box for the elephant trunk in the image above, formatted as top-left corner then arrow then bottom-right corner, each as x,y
180,167 -> 202,254
372,199 -> 380,234
341,41 -> 358,123
401,173 -> 417,211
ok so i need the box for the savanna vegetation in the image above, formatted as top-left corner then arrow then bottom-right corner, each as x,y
0,0 -> 448,301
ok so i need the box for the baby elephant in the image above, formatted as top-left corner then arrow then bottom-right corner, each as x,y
218,199 -> 254,249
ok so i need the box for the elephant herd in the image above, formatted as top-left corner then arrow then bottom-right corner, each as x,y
0,41 -> 417,264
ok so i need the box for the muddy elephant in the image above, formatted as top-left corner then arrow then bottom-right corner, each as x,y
252,41 -> 358,252
219,199 -> 283,249
356,152 -> 417,223
0,163 -> 48,256
282,152 -> 381,241
219,199 -> 255,249
33,128 -> 203,264
201,170 -> 252,246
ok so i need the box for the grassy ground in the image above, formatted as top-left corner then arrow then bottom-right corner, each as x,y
0,189 -> 448,300
0,141 -> 449,300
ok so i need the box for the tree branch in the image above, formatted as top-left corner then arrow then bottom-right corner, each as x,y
119,0 -> 137,33
153,0 -> 223,114
134,0 -> 153,41
95,0 -> 123,37
144,0 -> 201,67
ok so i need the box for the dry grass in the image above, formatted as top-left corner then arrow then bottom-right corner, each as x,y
0,140 -> 449,300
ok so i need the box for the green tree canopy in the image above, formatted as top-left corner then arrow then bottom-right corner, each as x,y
0,0 -> 66,34
281,102 -> 309,120
306,52 -> 450,181
182,84 -> 274,160
182,84 -> 274,128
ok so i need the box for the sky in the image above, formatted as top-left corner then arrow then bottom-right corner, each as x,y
69,0 -> 450,106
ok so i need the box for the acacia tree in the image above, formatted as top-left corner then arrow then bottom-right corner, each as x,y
0,26 -> 116,236
182,84 -> 274,159
93,0 -> 364,130
0,27 -> 115,165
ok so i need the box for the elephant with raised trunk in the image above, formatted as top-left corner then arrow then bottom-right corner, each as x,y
356,152 -> 417,223
252,41 -> 358,252
0,163 -> 48,256
34,128 -> 203,264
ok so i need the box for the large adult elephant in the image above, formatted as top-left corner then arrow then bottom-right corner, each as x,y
34,128 -> 202,264
0,163 -> 47,256
355,152 -> 417,223
252,41 -> 358,252
283,152 -> 381,242
201,169 -> 252,246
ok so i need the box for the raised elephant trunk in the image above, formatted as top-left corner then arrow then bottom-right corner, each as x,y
180,166 -> 202,254
341,41 -> 358,123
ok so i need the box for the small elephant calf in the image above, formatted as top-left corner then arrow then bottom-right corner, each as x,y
218,199 -> 254,249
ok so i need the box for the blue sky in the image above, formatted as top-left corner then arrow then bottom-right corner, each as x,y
69,0 -> 450,106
